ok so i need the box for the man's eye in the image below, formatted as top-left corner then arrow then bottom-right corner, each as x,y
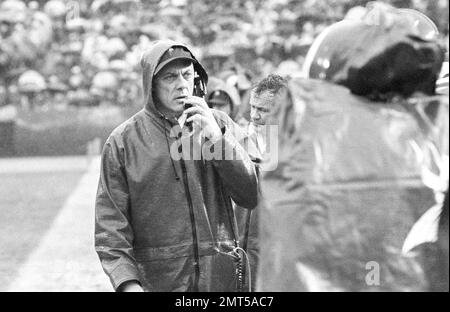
164,75 -> 176,81
183,72 -> 193,79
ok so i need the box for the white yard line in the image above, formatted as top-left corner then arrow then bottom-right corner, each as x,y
6,156 -> 112,292
0,156 -> 93,174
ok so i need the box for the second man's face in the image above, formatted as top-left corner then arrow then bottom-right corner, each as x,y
250,90 -> 278,126
153,59 -> 195,115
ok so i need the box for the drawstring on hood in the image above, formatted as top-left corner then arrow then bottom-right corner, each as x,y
160,115 -> 180,181
140,40 -> 209,181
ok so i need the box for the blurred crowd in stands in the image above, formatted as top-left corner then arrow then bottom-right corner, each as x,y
0,0 -> 448,123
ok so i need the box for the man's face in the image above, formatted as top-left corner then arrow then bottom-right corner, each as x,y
250,90 -> 279,126
153,59 -> 194,115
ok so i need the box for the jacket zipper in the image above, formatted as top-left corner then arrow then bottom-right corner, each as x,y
180,158 -> 201,292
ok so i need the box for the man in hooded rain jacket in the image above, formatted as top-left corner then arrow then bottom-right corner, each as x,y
94,40 -> 258,292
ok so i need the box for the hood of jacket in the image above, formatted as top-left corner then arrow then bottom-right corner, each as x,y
140,40 -> 209,116
206,76 -> 241,119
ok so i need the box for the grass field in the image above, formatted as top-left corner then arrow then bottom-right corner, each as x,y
0,170 -> 84,291
0,156 -> 112,291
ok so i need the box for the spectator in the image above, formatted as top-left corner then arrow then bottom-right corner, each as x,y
206,76 -> 241,121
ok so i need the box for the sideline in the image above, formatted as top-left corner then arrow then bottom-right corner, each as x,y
6,156 -> 112,291
0,156 -> 92,174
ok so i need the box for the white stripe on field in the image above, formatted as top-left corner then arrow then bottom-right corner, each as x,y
7,156 -> 112,292
0,156 -> 91,174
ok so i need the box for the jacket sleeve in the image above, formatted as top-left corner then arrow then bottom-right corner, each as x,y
210,113 -> 259,209
95,137 -> 141,291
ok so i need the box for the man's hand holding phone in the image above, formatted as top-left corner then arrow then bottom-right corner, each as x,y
180,96 -> 222,143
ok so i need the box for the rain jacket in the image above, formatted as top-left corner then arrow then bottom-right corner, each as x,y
257,78 -> 448,291
95,40 -> 258,292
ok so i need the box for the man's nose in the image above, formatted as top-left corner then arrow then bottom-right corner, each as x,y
175,74 -> 189,89
251,111 -> 260,121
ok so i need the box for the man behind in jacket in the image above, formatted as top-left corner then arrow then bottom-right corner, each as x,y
95,40 -> 258,292
236,74 -> 290,291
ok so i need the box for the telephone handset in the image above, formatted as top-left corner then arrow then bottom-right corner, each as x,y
193,71 -> 207,98
183,71 -> 206,131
